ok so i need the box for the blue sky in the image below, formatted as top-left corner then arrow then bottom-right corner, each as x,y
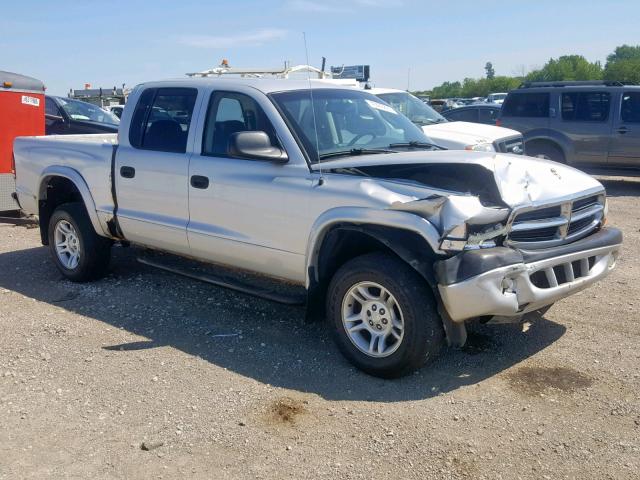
2,0 -> 639,95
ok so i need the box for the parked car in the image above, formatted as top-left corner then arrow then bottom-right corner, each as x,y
13,78 -> 621,378
487,92 -> 508,104
370,88 -> 524,154
498,81 -> 640,170
105,104 -> 125,119
45,96 -> 119,135
428,99 -> 451,112
443,104 -> 503,126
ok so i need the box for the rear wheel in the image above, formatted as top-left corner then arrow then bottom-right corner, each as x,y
526,142 -> 565,163
327,252 -> 444,378
48,203 -> 112,282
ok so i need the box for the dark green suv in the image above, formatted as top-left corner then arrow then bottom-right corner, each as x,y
498,81 -> 640,172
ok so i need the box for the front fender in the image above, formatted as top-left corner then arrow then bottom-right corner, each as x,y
304,206 -> 443,288
39,165 -> 108,237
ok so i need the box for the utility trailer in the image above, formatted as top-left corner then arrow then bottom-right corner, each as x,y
0,71 -> 45,212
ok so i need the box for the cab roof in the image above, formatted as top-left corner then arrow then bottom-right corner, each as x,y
133,77 -> 362,94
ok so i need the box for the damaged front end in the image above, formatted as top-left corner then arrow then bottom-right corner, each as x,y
389,194 -> 510,253
324,153 -> 621,331
347,161 -> 515,253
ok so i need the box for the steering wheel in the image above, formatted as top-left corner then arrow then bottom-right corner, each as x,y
347,133 -> 377,147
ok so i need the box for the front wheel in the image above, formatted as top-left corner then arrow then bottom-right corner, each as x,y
526,142 -> 565,163
48,203 -> 112,282
326,252 -> 445,378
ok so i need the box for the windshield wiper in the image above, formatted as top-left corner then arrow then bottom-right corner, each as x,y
388,141 -> 446,150
318,148 -> 397,160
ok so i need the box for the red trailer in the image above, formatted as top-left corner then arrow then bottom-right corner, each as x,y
0,71 -> 45,212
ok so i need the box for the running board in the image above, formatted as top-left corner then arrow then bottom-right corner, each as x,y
137,256 -> 306,306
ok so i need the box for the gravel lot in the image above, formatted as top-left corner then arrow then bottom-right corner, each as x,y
0,177 -> 639,480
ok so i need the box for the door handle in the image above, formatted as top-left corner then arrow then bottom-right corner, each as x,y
190,175 -> 209,189
120,166 -> 135,178
617,126 -> 628,134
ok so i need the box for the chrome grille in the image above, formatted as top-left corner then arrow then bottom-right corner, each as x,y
506,193 -> 605,249
495,136 -> 525,155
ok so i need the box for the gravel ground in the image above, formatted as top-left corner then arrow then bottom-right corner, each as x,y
0,177 -> 639,480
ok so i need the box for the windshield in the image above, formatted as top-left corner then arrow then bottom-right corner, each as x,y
271,89 -> 434,163
58,98 -> 120,125
375,91 -> 447,126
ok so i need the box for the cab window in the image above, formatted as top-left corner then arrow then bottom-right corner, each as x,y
202,91 -> 279,157
129,87 -> 198,153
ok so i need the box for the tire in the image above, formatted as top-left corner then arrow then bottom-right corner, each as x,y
326,252 -> 444,378
526,142 -> 565,163
48,203 -> 112,282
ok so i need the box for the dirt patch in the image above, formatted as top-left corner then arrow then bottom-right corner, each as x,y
267,397 -> 307,425
506,366 -> 593,396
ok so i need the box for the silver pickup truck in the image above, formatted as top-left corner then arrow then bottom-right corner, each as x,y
13,79 -> 622,378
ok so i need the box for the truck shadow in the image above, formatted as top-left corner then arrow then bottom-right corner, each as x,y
0,244 -> 566,403
598,177 -> 640,198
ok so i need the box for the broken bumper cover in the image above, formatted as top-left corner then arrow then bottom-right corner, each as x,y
435,228 -> 622,322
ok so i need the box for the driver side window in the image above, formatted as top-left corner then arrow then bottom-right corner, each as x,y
202,91 -> 279,157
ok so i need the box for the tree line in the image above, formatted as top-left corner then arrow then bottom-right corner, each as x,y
413,44 -> 640,99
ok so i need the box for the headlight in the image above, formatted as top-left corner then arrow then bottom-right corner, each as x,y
465,142 -> 496,152
602,197 -> 608,226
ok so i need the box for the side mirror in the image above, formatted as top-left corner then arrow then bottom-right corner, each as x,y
228,131 -> 288,163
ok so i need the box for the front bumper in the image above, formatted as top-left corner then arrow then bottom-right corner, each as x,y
435,228 -> 622,322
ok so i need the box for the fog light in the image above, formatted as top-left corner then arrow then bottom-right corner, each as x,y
501,277 -> 516,293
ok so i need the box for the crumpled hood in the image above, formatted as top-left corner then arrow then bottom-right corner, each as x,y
423,121 -> 521,145
313,150 -> 604,209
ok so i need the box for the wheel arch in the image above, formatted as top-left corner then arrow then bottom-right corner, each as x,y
304,207 -> 444,322
523,130 -> 572,162
37,166 -> 106,245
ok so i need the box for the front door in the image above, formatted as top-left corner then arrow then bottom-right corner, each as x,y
115,87 -> 199,256
609,90 -> 640,167
187,90 -> 311,283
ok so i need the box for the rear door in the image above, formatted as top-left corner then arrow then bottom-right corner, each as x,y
558,90 -> 612,165
115,87 -> 199,255
608,90 -> 640,167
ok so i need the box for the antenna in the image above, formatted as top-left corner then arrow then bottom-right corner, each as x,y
302,32 -> 323,182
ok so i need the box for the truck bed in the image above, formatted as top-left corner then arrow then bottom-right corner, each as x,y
13,133 -> 118,221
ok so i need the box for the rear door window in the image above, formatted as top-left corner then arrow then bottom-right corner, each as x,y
621,92 -> 640,123
561,92 -> 610,122
502,93 -> 550,118
445,109 -> 478,122
129,87 -> 198,153
478,107 -> 500,124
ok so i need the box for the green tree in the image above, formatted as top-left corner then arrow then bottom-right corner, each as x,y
604,44 -> 640,83
526,55 -> 603,81
485,62 -> 495,80
606,45 -> 640,65
604,58 -> 640,83
431,81 -> 462,99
